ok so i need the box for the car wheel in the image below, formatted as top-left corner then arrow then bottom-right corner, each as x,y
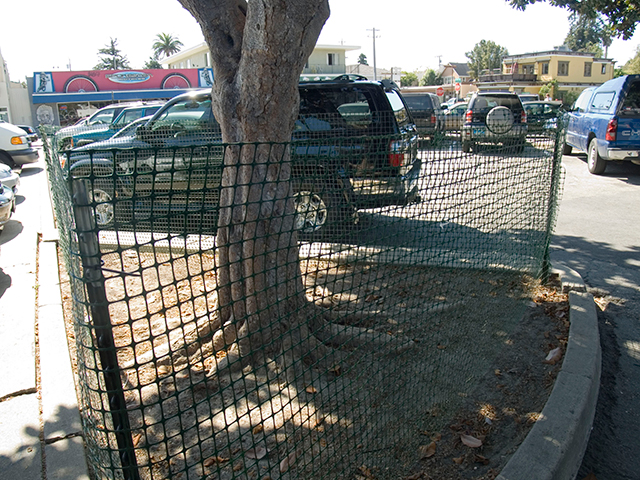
89,180 -> 116,228
587,140 -> 606,175
462,140 -> 472,153
0,152 -> 15,169
294,183 -> 357,236
562,143 -> 573,155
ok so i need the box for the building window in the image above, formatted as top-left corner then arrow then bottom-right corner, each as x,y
205,52 -> 210,67
327,53 -> 336,66
541,62 -> 549,75
558,61 -> 569,76
601,64 -> 607,75
584,62 -> 592,77
523,64 -> 534,75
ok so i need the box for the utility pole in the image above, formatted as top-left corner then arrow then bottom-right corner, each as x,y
367,28 -> 380,81
435,55 -> 443,67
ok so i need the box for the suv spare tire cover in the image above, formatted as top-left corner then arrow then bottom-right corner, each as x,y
485,106 -> 514,134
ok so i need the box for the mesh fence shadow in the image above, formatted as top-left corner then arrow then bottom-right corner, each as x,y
42,126 -> 563,480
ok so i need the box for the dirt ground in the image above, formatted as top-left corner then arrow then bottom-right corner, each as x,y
58,246 -> 568,480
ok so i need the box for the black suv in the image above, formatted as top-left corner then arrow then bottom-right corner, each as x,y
402,92 -> 443,137
65,75 -> 420,235
461,92 -> 528,153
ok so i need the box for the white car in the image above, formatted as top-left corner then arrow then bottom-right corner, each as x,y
0,164 -> 19,193
0,122 -> 39,168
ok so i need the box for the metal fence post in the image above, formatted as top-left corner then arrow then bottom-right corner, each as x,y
72,179 -> 140,480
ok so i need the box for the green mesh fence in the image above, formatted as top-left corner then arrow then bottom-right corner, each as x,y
42,124 -> 563,480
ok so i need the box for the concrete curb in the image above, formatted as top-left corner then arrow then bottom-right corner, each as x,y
497,264 -> 601,480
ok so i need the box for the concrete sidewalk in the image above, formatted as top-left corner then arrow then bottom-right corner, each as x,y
0,148 -> 90,480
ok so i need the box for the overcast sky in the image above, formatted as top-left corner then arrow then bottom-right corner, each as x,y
2,0 -> 640,82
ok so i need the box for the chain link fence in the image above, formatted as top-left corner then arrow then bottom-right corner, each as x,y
42,118 -> 563,480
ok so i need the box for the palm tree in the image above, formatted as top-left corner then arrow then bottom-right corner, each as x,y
152,33 -> 184,60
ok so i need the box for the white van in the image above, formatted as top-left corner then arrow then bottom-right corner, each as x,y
0,122 -> 39,168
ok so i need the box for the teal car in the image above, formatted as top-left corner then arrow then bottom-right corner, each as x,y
66,103 -> 163,148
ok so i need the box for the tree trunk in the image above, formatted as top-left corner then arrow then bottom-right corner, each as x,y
177,0 -> 332,372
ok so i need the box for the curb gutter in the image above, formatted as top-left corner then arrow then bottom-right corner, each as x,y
497,264 -> 601,480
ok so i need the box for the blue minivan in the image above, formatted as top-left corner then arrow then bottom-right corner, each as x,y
564,75 -> 640,174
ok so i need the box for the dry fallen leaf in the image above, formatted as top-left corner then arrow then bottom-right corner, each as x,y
453,456 -> 464,464
203,455 -> 229,467
544,347 -> 562,364
357,465 -> 376,479
460,434 -> 483,448
245,444 -> 268,460
252,424 -> 264,435
132,433 -> 143,447
418,441 -> 437,459
474,454 -> 489,465
305,385 -> 317,394
279,450 -> 297,473
581,473 -> 598,480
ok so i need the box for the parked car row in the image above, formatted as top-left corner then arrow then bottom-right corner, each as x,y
0,121 -> 31,232
63,74 -> 421,236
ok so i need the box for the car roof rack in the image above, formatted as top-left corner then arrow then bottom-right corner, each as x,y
299,73 -> 369,83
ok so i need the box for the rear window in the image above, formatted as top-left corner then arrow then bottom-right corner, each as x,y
591,92 -> 615,111
619,81 -> 640,115
472,95 -> 523,111
385,90 -> 411,128
403,95 -> 434,110
297,86 -> 378,132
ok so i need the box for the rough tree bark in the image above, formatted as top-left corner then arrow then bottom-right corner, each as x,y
177,0 -> 410,377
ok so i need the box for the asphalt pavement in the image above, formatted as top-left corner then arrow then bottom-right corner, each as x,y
0,146 -> 90,480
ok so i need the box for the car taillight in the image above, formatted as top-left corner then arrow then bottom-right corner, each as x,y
521,110 -> 527,123
606,118 -> 617,141
431,114 -> 436,125
465,110 -> 473,123
389,140 -> 406,167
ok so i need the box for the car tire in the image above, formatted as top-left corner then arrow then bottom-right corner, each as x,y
0,152 -> 15,169
587,140 -> 606,175
462,140 -> 472,153
294,182 -> 357,237
85,179 -> 132,229
562,143 -> 573,156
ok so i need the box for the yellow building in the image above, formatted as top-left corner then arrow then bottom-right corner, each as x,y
162,42 -> 360,76
475,48 -> 615,102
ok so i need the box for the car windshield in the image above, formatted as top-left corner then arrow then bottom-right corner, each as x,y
88,108 -> 118,126
112,117 -> 150,139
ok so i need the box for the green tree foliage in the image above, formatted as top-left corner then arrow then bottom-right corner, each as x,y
420,69 -> 442,86
465,40 -> 509,79
539,79 -> 559,99
358,53 -> 368,65
400,71 -> 418,87
144,57 -> 164,69
563,13 -> 609,56
623,45 -> 640,74
94,38 -> 130,70
508,0 -> 640,40
152,33 -> 184,60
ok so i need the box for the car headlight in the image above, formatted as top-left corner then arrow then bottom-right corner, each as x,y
11,136 -> 27,145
